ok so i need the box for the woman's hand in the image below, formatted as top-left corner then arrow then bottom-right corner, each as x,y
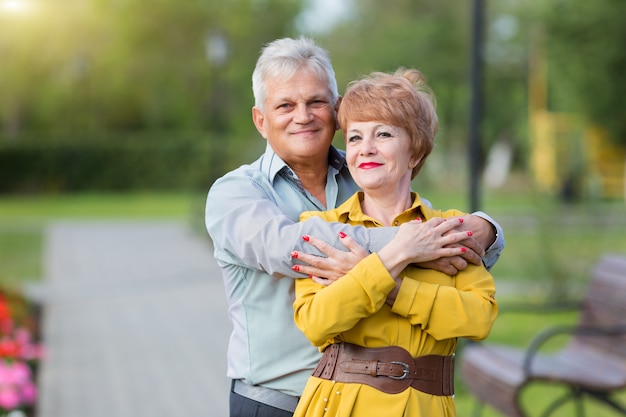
378,217 -> 475,277
416,214 -> 488,275
290,232 -> 369,286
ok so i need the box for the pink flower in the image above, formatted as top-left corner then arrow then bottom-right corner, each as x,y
20,381 -> 37,405
0,387 -> 20,410
0,361 -> 30,386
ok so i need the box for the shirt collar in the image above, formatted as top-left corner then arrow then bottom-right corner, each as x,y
334,191 -> 427,225
260,143 -> 347,182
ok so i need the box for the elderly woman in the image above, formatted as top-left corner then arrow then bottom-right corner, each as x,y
292,68 -> 498,417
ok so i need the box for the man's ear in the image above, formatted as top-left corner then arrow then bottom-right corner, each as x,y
252,106 -> 268,139
334,96 -> 343,130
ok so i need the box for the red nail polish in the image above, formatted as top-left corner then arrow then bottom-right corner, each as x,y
461,247 -> 467,253
290,251 -> 298,259
339,232 -> 347,238
292,265 -> 300,272
459,218 -> 464,223
302,235 -> 310,242
467,231 -> 473,237
308,274 -> 313,279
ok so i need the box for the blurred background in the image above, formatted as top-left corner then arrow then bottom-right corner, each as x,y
1,0 -> 624,200
1,0 -> 625,415
2,0 -> 625,293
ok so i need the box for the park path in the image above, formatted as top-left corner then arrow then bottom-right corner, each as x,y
31,220 -> 230,417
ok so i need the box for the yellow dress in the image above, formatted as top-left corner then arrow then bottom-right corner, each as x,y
293,192 -> 498,417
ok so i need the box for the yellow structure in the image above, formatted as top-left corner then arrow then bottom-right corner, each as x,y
528,38 -> 625,200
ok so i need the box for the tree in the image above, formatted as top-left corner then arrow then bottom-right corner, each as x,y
0,0 -> 304,139
542,0 -> 626,145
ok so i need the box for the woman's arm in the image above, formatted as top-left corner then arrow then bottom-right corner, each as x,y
293,254 -> 397,348
391,265 -> 498,341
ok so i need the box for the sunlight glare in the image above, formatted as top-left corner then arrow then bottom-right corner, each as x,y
1,0 -> 31,14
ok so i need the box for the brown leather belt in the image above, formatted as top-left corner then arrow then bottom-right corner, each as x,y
312,342 -> 454,396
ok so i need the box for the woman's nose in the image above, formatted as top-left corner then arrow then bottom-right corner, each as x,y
359,136 -> 377,154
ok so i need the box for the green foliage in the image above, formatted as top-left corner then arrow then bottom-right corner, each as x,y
2,0 -> 625,192
320,1 -> 474,146
0,0 -> 302,139
542,0 -> 626,144
0,132 -> 240,193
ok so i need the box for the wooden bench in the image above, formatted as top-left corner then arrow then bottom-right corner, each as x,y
460,254 -> 626,417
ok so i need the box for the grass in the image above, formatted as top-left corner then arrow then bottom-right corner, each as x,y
0,183 -> 625,416
0,192 -> 205,285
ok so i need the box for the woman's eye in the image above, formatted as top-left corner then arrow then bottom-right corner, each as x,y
347,135 -> 361,143
377,131 -> 392,138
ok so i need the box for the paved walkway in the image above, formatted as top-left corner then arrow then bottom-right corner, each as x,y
31,220 -> 230,417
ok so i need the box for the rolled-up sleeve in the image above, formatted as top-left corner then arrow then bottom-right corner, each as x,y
472,211 -> 505,271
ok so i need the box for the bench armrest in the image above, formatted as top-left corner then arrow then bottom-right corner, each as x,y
522,324 -> 626,374
500,299 -> 581,315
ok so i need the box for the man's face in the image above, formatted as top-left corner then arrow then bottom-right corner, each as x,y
252,69 -> 338,166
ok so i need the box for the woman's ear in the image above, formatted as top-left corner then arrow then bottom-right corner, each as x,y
410,155 -> 422,169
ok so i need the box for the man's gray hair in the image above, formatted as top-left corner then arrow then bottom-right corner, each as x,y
252,37 -> 339,111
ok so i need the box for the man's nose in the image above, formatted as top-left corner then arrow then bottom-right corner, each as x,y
293,104 -> 313,123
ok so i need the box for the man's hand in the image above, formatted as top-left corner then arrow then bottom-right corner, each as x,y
457,214 -> 496,251
290,233 -> 369,286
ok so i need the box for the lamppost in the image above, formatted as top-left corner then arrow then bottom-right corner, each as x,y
468,0 -> 485,212
205,31 -> 229,133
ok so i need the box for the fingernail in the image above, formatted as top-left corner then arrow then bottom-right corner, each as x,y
308,274 -> 313,279
292,265 -> 300,272
290,251 -> 298,259
302,235 -> 310,242
461,247 -> 467,253
467,231 -> 473,237
339,232 -> 347,238
459,218 -> 464,223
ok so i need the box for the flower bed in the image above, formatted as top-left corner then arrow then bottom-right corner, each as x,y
0,290 -> 43,417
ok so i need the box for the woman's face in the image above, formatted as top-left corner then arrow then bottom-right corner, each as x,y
345,120 -> 418,194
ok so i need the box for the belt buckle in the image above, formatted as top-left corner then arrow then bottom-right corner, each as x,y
388,361 -> 410,380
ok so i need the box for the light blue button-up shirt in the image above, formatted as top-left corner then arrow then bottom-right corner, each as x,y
205,144 -> 504,396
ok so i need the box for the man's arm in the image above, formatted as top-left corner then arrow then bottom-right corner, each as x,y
295,212 -> 505,279
206,172 -> 473,278
205,172 -> 365,278
471,211 -> 505,270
